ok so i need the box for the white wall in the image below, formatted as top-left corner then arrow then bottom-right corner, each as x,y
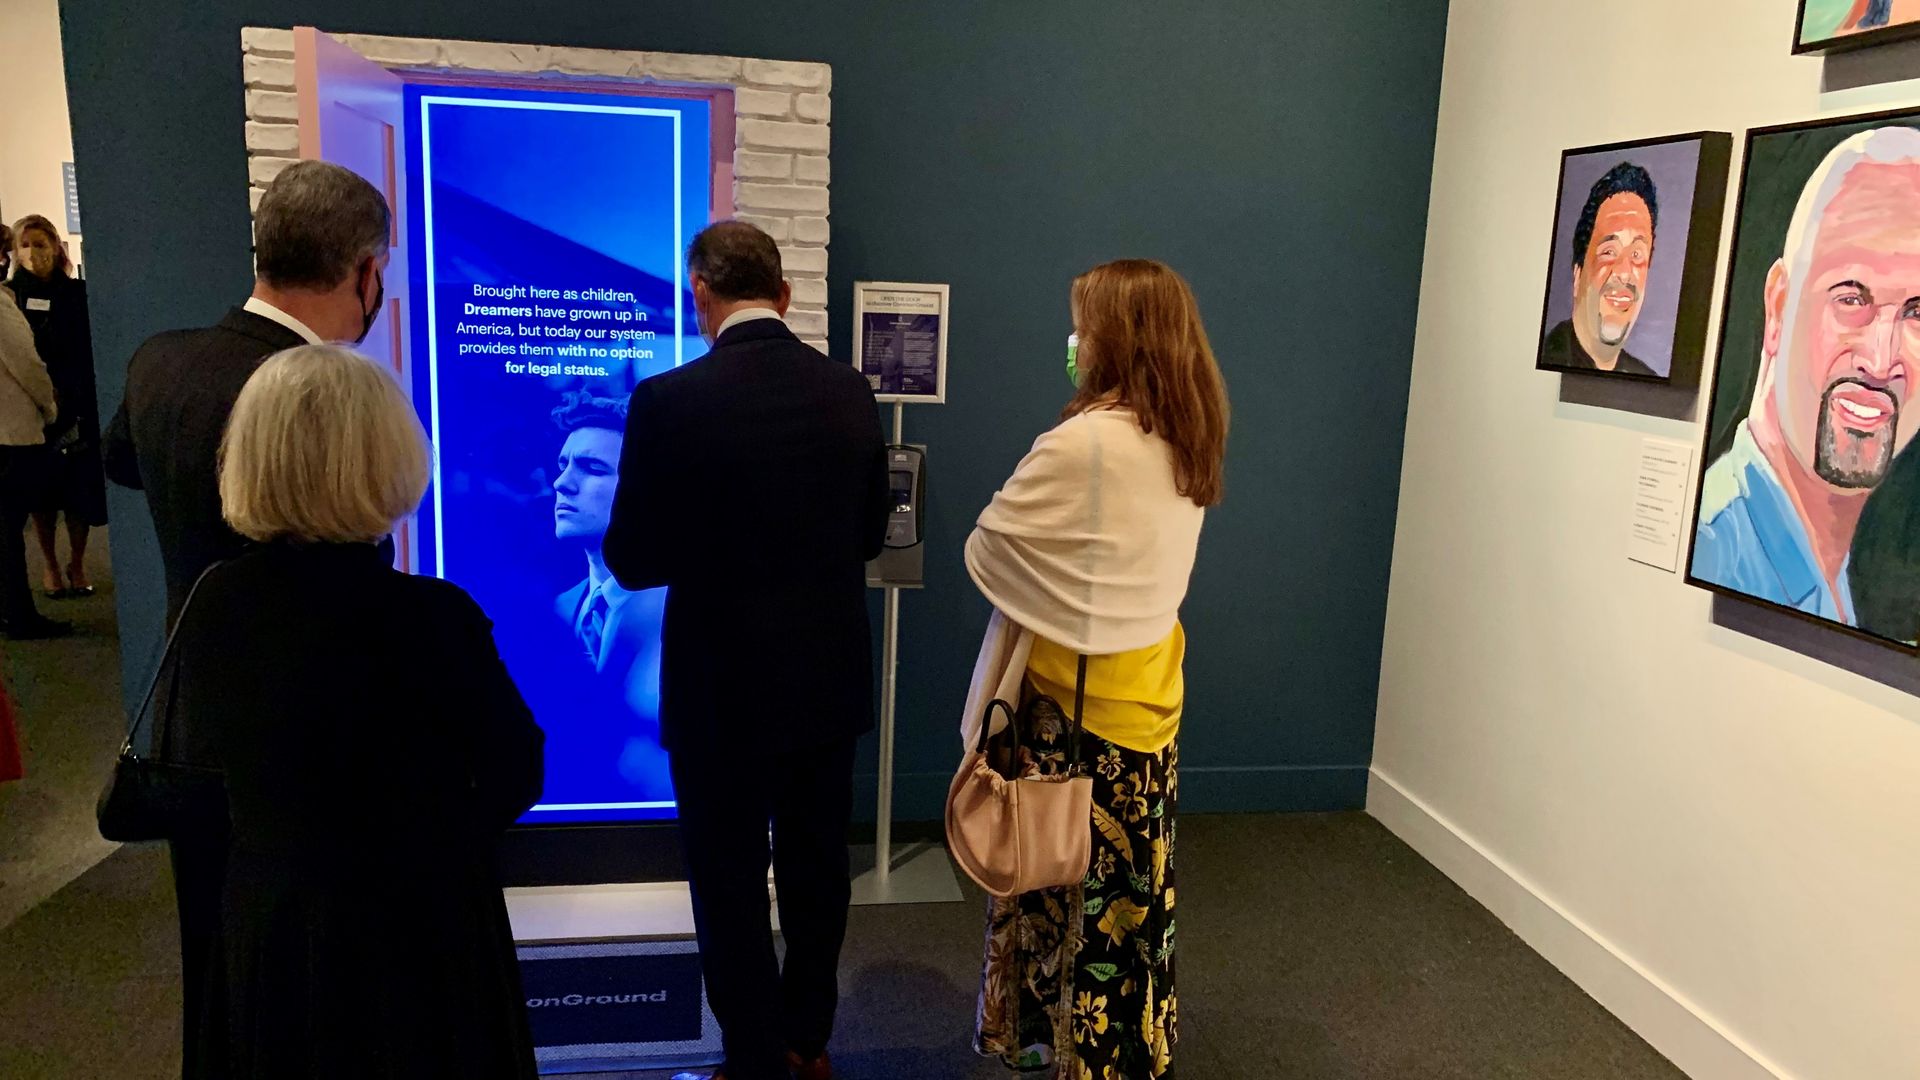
1374,3 -> 1920,1079
0,0 -> 78,266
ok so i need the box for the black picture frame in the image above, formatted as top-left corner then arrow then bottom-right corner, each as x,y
1684,104 -> 1920,654
1534,131 -> 1733,387
1793,0 -> 1920,55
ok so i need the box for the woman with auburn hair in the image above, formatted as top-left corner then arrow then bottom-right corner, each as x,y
156,344 -> 544,1078
966,259 -> 1228,1078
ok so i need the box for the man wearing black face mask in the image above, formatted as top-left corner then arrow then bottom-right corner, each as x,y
105,160 -> 390,626
99,159 -> 389,1080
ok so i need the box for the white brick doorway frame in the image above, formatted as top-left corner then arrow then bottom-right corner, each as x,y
239,28 -> 833,350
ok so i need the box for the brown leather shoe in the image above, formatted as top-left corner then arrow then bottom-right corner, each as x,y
787,1050 -> 833,1080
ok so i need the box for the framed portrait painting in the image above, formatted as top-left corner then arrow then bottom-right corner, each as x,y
1689,106 -> 1920,649
1796,0 -> 1920,54
1535,132 -> 1732,385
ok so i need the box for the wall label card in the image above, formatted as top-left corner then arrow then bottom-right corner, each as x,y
854,281 -> 949,404
61,162 -> 80,236
1630,437 -> 1694,572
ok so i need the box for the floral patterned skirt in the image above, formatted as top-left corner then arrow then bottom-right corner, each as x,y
974,685 -> 1178,1079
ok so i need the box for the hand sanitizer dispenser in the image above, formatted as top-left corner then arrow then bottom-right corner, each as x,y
867,444 -> 926,588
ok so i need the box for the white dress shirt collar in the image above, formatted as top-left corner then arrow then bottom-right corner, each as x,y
243,296 -> 325,346
714,307 -> 784,338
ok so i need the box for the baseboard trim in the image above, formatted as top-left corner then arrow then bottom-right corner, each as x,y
1366,769 -> 1790,1080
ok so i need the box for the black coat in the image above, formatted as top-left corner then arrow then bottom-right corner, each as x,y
9,270 -> 97,432
164,542 -> 544,1078
603,317 -> 889,752
104,308 -> 305,623
11,270 -> 107,523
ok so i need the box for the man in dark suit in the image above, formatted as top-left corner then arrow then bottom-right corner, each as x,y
100,160 -> 390,1079
104,160 -> 392,626
604,221 -> 888,1080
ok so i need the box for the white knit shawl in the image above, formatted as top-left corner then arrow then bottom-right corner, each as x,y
958,409 -> 1203,747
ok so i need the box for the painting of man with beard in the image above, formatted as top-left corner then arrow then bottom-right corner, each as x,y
1536,133 -> 1728,385
1692,118 -> 1920,641
1545,164 -> 1660,375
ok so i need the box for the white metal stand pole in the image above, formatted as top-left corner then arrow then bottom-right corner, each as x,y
874,402 -> 906,888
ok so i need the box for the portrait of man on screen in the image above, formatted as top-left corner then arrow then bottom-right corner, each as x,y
548,391 -> 671,797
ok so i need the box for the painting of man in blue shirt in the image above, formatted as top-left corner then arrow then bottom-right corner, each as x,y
1694,126 -> 1920,629
550,391 -> 671,799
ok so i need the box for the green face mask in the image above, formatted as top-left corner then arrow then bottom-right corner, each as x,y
1066,333 -> 1081,388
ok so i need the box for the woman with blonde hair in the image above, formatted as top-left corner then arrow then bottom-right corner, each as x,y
967,260 -> 1228,1079
157,344 -> 544,1078
11,214 -> 106,598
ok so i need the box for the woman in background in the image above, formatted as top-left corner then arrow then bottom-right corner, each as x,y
161,344 -> 544,1078
11,214 -> 105,598
0,281 -> 62,638
966,260 -> 1228,1079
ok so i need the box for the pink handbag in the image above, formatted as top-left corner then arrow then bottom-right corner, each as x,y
945,657 -> 1093,898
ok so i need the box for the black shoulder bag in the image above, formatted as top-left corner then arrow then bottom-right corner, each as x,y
96,570 -> 226,842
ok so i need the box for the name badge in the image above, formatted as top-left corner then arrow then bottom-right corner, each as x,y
25,298 -> 50,312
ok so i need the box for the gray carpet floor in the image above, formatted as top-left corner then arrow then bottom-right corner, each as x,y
0,528 -> 123,928
0,539 -> 1687,1079
0,823 -> 1687,1079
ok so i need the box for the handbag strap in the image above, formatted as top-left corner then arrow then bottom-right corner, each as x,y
974,698 -> 1018,756
121,562 -> 220,758
1066,654 -> 1088,770
970,654 -> 1092,768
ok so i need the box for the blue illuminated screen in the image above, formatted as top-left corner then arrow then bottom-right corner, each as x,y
403,84 -> 712,824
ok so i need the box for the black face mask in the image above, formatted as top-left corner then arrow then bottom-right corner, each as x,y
355,269 -> 385,346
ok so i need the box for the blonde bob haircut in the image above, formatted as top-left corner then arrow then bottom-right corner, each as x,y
220,344 -> 430,544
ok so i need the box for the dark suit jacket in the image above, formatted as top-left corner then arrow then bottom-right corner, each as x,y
104,307 -> 306,623
603,317 -> 889,752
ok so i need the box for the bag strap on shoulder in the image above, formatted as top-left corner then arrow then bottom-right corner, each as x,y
122,562 -> 221,757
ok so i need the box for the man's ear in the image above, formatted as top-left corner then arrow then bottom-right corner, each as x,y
1762,258 -> 1789,361
774,280 -> 793,317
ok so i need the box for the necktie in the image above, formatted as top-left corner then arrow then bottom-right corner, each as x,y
581,590 -> 610,665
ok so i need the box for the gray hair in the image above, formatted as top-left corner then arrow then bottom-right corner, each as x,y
254,161 -> 391,290
687,220 -> 785,302
220,344 -> 429,544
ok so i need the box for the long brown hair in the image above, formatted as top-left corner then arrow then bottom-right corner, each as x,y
1065,259 -> 1229,506
12,214 -> 73,278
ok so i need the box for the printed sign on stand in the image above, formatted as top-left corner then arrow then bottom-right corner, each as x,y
854,281 -> 949,404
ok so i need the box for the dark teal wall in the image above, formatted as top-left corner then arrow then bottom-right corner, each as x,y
64,1 -> 1448,818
